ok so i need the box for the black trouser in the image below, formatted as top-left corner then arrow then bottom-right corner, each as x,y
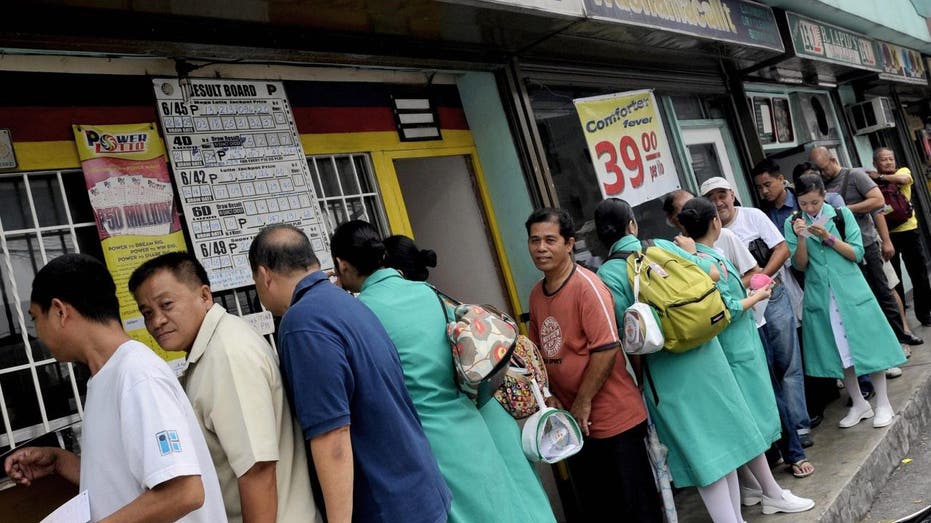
860,241 -> 909,341
890,228 -> 931,322
566,421 -> 663,523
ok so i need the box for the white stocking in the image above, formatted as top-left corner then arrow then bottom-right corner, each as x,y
698,470 -> 742,523
843,367 -> 869,409
746,454 -> 783,499
870,371 -> 892,411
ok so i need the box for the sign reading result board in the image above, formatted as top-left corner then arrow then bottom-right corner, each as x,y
153,78 -> 332,291
574,89 -> 680,207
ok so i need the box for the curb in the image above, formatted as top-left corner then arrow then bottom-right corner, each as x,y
821,362 -> 931,522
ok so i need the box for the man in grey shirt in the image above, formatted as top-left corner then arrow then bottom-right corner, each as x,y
810,147 -> 918,345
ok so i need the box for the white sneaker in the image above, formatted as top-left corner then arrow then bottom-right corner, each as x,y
740,485 -> 762,506
761,489 -> 816,514
839,403 -> 874,428
873,405 -> 895,428
886,366 -> 903,379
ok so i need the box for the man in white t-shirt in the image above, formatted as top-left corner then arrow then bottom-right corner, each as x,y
701,178 -> 814,475
664,189 -> 759,285
4,254 -> 226,522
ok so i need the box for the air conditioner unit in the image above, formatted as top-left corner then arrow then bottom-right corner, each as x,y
845,97 -> 896,135
791,92 -> 841,143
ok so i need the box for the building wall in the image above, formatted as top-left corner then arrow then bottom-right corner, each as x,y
456,72 -> 539,311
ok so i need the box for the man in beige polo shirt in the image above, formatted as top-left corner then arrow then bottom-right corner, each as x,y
129,252 -> 321,523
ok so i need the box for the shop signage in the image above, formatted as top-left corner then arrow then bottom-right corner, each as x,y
0,129 -> 16,169
153,78 -> 332,291
877,41 -> 928,85
72,122 -> 188,373
574,89 -> 680,207
786,12 -> 880,71
583,0 -> 783,53
469,0 -> 583,17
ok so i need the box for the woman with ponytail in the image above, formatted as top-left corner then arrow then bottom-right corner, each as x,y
330,221 -> 556,523
677,197 -> 815,511
594,198 -> 807,522
383,234 -> 437,282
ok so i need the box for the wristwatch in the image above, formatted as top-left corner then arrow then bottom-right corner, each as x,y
824,234 -> 836,247
879,174 -> 886,182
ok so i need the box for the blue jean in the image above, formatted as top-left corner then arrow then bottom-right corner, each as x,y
758,325 -> 806,464
761,284 -> 811,435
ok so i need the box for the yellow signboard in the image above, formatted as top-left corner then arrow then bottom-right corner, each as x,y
574,89 -> 680,206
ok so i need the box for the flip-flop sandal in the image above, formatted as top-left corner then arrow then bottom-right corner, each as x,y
792,460 -> 814,478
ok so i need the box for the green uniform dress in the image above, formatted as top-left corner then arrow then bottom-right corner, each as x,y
597,236 -> 768,488
784,205 -> 906,377
359,269 -> 555,523
694,243 -> 781,445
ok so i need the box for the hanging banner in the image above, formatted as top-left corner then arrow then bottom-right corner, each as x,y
72,122 -> 188,373
574,89 -> 680,207
584,0 -> 783,53
877,41 -> 928,85
152,78 -> 331,291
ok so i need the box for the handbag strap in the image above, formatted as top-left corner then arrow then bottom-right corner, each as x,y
530,378 -> 548,413
427,283 -> 461,324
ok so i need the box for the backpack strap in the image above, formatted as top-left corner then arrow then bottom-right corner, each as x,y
605,238 -> 654,262
832,206 -> 847,242
839,169 -> 852,201
643,359 -> 660,406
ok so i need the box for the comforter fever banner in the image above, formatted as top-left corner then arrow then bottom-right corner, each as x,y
72,122 -> 187,373
574,89 -> 680,207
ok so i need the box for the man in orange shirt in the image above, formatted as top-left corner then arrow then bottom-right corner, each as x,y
525,207 -> 661,522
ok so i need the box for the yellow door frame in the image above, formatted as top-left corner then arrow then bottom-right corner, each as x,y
374,146 -> 524,321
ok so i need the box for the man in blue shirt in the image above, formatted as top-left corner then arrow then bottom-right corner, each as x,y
752,159 -> 845,228
249,224 -> 451,523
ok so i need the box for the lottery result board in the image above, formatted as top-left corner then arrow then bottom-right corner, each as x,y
153,78 -> 332,291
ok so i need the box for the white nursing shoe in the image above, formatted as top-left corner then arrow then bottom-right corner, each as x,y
839,403 -> 873,428
761,489 -> 816,514
873,406 -> 895,428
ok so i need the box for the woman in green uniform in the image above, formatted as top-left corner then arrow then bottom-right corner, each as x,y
596,198 -> 772,523
785,175 -> 906,429
676,197 -> 815,514
330,221 -> 555,523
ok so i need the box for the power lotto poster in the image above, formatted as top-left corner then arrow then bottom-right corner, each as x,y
72,122 -> 188,372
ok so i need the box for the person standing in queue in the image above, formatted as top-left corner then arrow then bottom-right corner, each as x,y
525,207 -> 662,522
249,224 -> 451,523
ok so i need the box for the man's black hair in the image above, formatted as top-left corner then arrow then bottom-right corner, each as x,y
525,207 -> 575,241
128,251 -> 210,294
31,253 -> 120,324
248,224 -> 320,275
751,158 -> 782,178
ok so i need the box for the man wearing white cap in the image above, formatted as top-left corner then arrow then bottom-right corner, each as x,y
701,177 -> 814,477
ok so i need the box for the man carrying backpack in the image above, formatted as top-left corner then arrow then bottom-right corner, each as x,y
525,207 -> 662,523
872,147 -> 931,326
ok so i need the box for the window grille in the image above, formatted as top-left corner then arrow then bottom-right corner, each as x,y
308,154 -> 389,236
0,169 -> 97,461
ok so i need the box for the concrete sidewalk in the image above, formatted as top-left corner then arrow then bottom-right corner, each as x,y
672,319 -> 931,523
